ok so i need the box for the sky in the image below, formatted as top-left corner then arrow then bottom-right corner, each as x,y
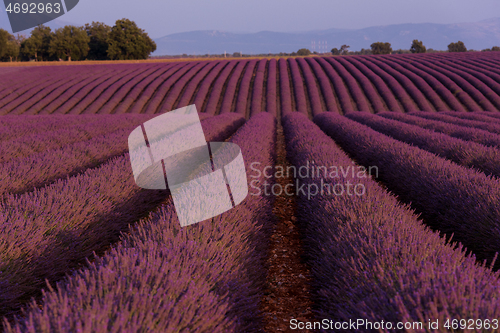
1,0 -> 499,38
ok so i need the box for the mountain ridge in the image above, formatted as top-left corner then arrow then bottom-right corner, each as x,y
153,17 -> 500,55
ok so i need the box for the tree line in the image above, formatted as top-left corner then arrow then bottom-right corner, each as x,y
0,19 -> 156,62
296,40 -> 500,56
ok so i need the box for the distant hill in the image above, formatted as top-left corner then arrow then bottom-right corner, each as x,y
153,17 -> 500,55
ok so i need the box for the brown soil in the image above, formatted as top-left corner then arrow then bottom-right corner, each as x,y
261,124 -> 314,332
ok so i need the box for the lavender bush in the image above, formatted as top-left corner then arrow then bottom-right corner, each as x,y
265,58 -> 277,116
314,112 -> 500,269
219,61 -> 248,114
297,57 -> 324,117
142,62 -> 199,114
0,114 -> 246,320
304,57 -> 339,113
234,60 -> 258,115
346,111 -> 500,178
203,61 -> 238,116
284,112 -> 500,332
287,58 -> 308,115
380,111 -> 500,147
278,58 -> 293,116
410,111 -> 500,135
250,59 -> 267,116
160,62 -> 212,113
342,56 -> 403,112
314,57 -> 354,113
3,113 -> 276,333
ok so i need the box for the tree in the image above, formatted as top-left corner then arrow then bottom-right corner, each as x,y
85,21 -> 111,60
492,46 -> 500,51
331,47 -> 340,55
49,25 -> 90,61
340,44 -> 350,54
297,48 -> 311,56
410,39 -> 426,53
107,19 -> 156,60
448,41 -> 467,52
0,29 -> 10,60
20,25 -> 53,61
371,42 -> 392,55
1,35 -> 19,61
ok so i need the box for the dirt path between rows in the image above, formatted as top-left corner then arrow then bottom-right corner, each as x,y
260,124 -> 314,332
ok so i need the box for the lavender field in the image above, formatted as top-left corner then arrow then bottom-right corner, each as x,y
1,51 -> 500,332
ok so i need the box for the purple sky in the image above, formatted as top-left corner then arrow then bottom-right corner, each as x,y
1,0 -> 499,38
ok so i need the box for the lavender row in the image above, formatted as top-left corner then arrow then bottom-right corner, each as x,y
410,111 -> 500,135
192,61 -> 228,113
0,114 -> 246,320
127,63 -> 183,114
287,58 -> 308,115
442,111 -> 500,124
159,62 -> 209,113
10,73 -> 97,115
365,56 -> 444,111
4,113 -> 275,333
28,67 -> 118,115
234,60 -> 258,115
343,56 -> 404,112
355,55 -> 422,112
315,112 -> 500,268
278,58 -> 293,116
412,57 -> 499,110
265,59 -> 277,116
0,113 -> 212,197
324,57 -> 371,111
94,65 -> 163,114
283,112 -> 500,329
143,62 -> 199,114
380,112 -> 500,147
53,66 -> 138,115
66,66 -> 146,115
375,56 -> 462,111
219,60 -> 248,114
114,64 -> 179,114
0,66 -> 105,112
430,58 -> 500,104
0,114 -> 122,142
477,111 -> 500,121
314,58 -> 354,113
0,74 -> 87,115
250,59 -> 267,116
204,60 -> 238,115
175,61 -> 219,111
0,114 -> 151,163
304,57 -> 339,113
335,56 -> 388,112
346,112 -> 500,178
297,58 -> 324,117
387,57 -> 478,111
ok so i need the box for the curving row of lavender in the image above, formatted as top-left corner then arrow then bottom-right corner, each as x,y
0,114 -> 151,163
379,112 -> 500,147
410,111 -> 500,135
1,51 -> 500,116
314,112 -> 500,269
346,111 -> 500,178
3,113 -> 277,333
0,113 -> 246,321
283,112 -> 500,330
